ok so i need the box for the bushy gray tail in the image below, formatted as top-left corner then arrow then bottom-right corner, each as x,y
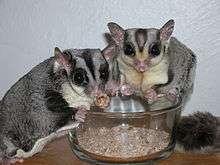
176,112 -> 219,153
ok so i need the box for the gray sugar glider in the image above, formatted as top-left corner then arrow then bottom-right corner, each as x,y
0,47 -> 111,164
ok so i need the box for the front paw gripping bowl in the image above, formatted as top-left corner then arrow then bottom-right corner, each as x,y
68,96 -> 183,165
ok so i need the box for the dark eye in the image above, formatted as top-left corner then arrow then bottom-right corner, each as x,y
73,69 -> 88,86
74,72 -> 84,85
99,64 -> 109,82
124,43 -> 135,56
149,42 -> 161,57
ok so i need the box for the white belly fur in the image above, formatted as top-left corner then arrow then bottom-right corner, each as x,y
142,56 -> 169,91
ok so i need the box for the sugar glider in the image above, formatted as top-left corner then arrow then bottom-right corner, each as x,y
0,47 -> 110,164
104,20 -> 196,103
104,20 -> 220,154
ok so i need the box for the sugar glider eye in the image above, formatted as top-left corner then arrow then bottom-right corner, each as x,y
99,63 -> 109,82
73,68 -> 88,86
149,42 -> 161,57
123,43 -> 135,56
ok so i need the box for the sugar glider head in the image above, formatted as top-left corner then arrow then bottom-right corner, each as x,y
105,20 -> 175,73
54,47 -> 110,100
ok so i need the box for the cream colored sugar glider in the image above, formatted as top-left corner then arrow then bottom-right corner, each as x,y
104,20 -> 196,103
103,21 -> 220,154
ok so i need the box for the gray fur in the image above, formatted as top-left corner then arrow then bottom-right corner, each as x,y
176,112 -> 220,154
0,57 -> 74,160
0,48 -> 110,163
157,37 -> 197,101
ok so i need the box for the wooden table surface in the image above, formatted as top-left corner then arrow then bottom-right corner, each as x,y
10,137 -> 220,165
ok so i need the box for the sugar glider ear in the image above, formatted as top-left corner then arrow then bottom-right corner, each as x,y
102,44 -> 118,62
107,22 -> 125,44
54,47 -> 74,74
160,19 -> 175,41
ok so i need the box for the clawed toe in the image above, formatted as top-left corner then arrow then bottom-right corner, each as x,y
166,88 -> 179,102
120,84 -> 134,96
105,81 -> 120,96
74,106 -> 87,122
144,89 -> 158,104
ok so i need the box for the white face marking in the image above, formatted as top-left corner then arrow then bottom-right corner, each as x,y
61,82 -> 93,109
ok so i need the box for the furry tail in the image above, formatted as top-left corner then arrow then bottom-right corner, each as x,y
175,112 -> 219,154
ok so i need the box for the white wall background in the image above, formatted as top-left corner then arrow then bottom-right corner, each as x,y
0,0 -> 220,115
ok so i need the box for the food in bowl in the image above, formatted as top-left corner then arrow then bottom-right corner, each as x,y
77,125 -> 169,158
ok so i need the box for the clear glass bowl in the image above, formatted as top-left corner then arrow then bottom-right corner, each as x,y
68,96 -> 183,165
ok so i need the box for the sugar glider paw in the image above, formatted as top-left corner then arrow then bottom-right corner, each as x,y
94,94 -> 110,109
105,81 -> 120,96
74,106 -> 87,122
166,88 -> 179,102
120,84 -> 134,96
144,88 -> 158,104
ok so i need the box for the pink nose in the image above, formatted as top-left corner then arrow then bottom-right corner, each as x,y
134,59 -> 148,73
138,66 -> 146,72
138,63 -> 148,72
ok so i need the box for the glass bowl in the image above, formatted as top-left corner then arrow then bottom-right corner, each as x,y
68,95 -> 183,165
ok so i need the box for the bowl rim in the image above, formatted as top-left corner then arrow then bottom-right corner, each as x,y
89,95 -> 183,116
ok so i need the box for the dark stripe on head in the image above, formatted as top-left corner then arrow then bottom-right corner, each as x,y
156,30 -> 160,41
123,31 -> 129,44
82,50 -> 96,80
135,29 -> 147,52
63,51 -> 73,61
